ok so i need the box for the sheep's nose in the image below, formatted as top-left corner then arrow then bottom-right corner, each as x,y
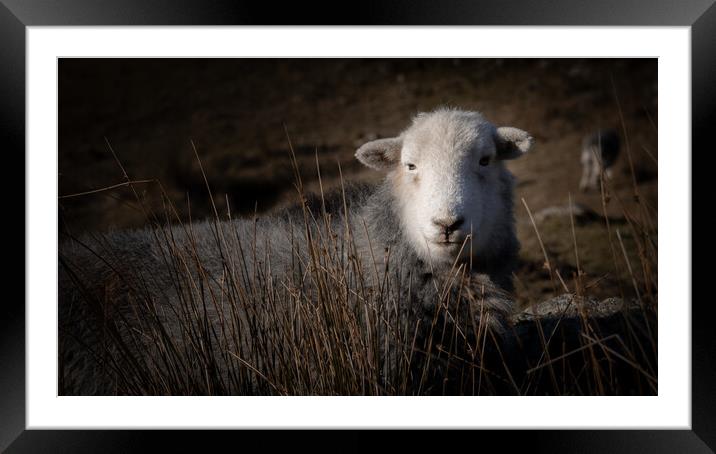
432,216 -> 465,235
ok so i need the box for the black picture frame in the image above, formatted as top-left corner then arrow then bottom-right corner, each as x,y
4,1 -> 711,452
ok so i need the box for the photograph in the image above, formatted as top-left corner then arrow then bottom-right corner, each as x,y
3,0 -> 710,445
57,57 -> 658,396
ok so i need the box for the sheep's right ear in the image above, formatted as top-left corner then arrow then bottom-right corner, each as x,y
355,137 -> 403,170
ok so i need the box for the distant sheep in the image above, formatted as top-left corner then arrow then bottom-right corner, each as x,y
579,129 -> 620,191
59,107 -> 534,394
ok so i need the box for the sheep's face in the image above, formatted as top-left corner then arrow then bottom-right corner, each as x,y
356,109 -> 533,266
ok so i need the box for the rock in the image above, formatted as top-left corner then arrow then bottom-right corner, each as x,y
512,294 -> 630,322
498,293 -> 657,395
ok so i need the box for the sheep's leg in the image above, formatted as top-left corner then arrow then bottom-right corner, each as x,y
579,150 -> 591,192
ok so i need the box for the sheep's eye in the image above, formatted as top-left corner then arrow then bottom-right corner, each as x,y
406,163 -> 416,171
479,156 -> 490,166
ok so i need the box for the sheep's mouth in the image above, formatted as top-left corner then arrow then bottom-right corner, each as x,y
433,238 -> 466,247
425,233 -> 468,249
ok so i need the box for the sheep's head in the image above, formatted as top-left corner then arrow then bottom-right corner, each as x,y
356,108 -> 533,265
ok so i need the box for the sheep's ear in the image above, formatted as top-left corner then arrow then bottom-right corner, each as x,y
355,137 -> 403,170
494,127 -> 534,160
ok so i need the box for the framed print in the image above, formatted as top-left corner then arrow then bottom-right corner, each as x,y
4,0 -> 713,451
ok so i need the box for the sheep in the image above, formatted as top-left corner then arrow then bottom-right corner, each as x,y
579,129 -> 620,191
58,107 -> 534,395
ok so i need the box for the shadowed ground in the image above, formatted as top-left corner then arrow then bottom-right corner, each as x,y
58,58 -> 657,309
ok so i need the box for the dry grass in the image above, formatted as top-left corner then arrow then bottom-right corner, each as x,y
59,119 -> 657,396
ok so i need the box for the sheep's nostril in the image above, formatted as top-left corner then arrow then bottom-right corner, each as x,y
432,217 -> 465,236
448,217 -> 465,232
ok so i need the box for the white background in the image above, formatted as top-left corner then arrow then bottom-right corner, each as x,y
27,27 -> 690,429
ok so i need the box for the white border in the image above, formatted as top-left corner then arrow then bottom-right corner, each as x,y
27,27 -> 691,429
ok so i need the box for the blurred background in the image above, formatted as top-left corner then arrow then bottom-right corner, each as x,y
58,58 -> 657,304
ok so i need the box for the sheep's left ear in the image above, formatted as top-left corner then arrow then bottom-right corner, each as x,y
494,126 -> 534,160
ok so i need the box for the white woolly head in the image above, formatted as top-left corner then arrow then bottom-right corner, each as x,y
356,108 -> 533,266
